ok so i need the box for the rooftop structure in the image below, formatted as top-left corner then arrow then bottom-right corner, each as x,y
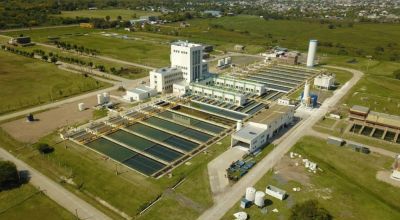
349,105 -> 400,130
251,104 -> 294,132
123,86 -> 156,102
314,73 -> 336,90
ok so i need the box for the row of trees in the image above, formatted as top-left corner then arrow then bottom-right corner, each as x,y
1,45 -> 34,58
54,41 -> 99,56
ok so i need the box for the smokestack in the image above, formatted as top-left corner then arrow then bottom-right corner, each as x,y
306,40 -> 318,67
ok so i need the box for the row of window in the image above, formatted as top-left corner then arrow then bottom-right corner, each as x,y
173,50 -> 188,54
215,82 -> 260,93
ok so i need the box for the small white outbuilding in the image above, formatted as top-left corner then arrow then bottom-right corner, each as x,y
123,86 -> 156,102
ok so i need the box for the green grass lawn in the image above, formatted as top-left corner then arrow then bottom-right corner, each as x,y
324,55 -> 400,115
0,184 -> 74,220
0,50 -> 109,115
4,27 -> 171,67
5,43 -> 149,79
162,16 -> 400,59
222,136 -> 400,220
55,9 -> 160,20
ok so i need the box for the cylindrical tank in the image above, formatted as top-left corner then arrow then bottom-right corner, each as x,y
103,92 -> 110,103
218,59 -> 225,67
303,81 -> 310,100
254,191 -> 265,207
306,39 -> 318,67
245,187 -> 256,202
97,93 -> 104,105
236,121 -> 243,131
78,103 -> 85,111
225,57 -> 232,65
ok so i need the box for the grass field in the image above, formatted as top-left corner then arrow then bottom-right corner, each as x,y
161,16 -> 400,59
4,27 -> 171,67
55,9 -> 160,20
0,50 -> 109,115
5,43 -> 148,79
222,136 -> 400,220
0,184 -> 74,220
324,55 -> 400,115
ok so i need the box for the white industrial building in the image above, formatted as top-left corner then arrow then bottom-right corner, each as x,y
313,73 -> 335,90
123,86 -> 156,102
149,67 -> 183,93
170,41 -> 208,83
191,83 -> 247,106
211,75 -> 266,96
231,122 -> 270,152
231,105 -> 295,152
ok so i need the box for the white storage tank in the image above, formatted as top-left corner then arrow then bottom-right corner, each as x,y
103,92 -> 110,103
254,191 -> 265,207
236,120 -> 243,131
97,93 -> 105,105
306,39 -> 318,67
78,103 -> 85,111
225,56 -> 232,65
217,59 -> 225,67
245,187 -> 256,202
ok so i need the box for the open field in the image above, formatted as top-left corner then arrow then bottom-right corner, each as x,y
55,9 -> 160,20
161,16 -> 400,60
0,184 -> 74,220
4,43 -> 148,79
324,55 -> 400,115
0,50 -> 109,115
222,136 -> 400,220
4,27 -> 171,67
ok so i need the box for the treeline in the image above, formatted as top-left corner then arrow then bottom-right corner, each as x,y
54,41 -> 100,56
1,45 -> 34,58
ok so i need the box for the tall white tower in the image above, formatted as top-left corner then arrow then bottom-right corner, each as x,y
170,41 -> 204,83
302,81 -> 311,107
306,40 -> 318,67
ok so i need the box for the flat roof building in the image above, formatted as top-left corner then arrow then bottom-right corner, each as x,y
250,104 -> 295,135
314,73 -> 336,90
123,86 -> 156,102
231,122 -> 269,152
150,67 -> 183,93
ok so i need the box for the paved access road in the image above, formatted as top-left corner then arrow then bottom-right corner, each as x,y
0,25 -> 79,33
0,148 -> 111,220
198,65 -> 364,220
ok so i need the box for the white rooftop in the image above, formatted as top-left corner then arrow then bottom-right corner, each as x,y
127,86 -> 154,94
233,122 -> 268,140
171,40 -> 202,48
152,67 -> 181,75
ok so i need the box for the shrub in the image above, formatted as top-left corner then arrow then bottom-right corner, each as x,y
393,69 -> 400,80
0,161 -> 20,190
290,200 -> 332,220
35,143 -> 54,154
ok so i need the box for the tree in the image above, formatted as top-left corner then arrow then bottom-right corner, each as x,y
105,15 -> 111,22
0,161 -> 20,190
117,15 -> 122,21
290,200 -> 332,220
393,69 -> 400,80
35,143 -> 54,154
50,56 -> 58,63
